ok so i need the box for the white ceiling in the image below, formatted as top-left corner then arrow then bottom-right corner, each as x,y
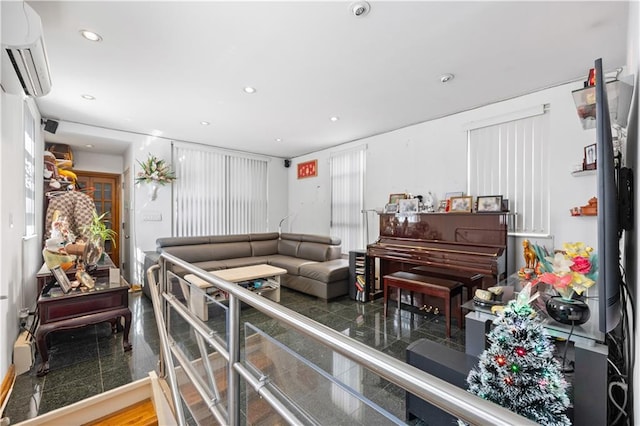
27,1 -> 629,158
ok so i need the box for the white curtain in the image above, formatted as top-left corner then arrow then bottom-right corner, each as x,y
173,143 -> 268,236
467,107 -> 550,235
330,146 -> 366,253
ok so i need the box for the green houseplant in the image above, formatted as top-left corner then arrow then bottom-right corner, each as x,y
83,211 -> 117,266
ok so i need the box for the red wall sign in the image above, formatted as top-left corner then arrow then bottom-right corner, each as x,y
297,160 -> 318,179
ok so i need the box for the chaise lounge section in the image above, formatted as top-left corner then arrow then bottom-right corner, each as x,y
144,232 -> 349,301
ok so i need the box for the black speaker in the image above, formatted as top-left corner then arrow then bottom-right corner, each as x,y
284,159 -> 291,168
44,119 -> 59,134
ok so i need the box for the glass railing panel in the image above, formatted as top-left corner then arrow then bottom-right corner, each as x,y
243,323 -> 403,425
164,271 -> 231,424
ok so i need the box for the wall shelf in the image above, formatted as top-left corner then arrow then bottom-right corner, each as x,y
571,169 -> 596,177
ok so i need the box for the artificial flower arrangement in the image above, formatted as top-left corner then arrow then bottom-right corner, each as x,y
534,242 -> 598,300
135,153 -> 176,185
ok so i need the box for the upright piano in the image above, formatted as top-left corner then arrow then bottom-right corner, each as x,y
367,212 -> 508,304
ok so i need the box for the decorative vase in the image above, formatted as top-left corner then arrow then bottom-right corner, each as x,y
148,183 -> 159,201
83,236 -> 104,268
545,296 -> 590,325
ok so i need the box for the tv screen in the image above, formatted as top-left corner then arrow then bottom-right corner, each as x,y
595,58 -> 622,333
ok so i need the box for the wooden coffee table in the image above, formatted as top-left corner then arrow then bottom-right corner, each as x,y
184,264 -> 286,320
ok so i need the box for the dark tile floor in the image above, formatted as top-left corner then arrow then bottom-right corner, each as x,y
4,288 -> 465,424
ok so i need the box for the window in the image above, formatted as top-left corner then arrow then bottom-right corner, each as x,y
24,104 -> 36,237
467,106 -> 550,235
173,143 -> 268,236
330,146 -> 366,253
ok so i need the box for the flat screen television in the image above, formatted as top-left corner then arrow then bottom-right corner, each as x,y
595,57 -> 622,333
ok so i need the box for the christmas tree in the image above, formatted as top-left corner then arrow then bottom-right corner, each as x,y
467,284 -> 571,425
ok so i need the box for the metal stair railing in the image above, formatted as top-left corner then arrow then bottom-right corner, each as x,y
147,251 -> 536,426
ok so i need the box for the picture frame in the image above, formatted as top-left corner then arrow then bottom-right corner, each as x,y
501,198 -> 510,212
477,195 -> 503,213
51,265 -> 72,294
437,200 -> 448,212
297,159 -> 318,179
445,191 -> 464,200
584,143 -> 596,170
384,203 -> 399,214
389,193 -> 407,204
398,198 -> 419,214
449,196 -> 473,213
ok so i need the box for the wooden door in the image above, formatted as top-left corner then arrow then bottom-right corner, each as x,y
75,171 -> 121,267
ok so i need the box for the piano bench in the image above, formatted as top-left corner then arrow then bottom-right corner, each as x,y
410,265 -> 484,302
383,271 -> 463,338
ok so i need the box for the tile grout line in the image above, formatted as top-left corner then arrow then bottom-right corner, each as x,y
96,325 -> 104,393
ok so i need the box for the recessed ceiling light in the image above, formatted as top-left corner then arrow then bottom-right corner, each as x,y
200,121 -> 210,126
330,116 -> 340,122
81,94 -> 95,100
440,73 -> 455,83
275,138 -> 282,142
79,29 -> 102,42
85,144 -> 94,148
243,86 -> 256,94
350,1 -> 370,17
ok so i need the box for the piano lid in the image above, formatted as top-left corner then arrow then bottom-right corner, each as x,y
376,212 -> 508,247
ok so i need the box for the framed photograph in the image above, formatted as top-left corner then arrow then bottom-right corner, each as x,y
389,193 -> 407,204
399,198 -> 419,214
437,200 -> 448,212
445,191 -> 464,200
51,266 -> 72,294
501,198 -> 510,212
477,195 -> 503,213
384,203 -> 399,214
449,196 -> 472,213
584,144 -> 596,170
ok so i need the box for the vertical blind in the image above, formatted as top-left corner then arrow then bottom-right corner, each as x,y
173,143 -> 268,236
467,108 -> 550,235
24,104 -> 36,237
330,146 -> 366,253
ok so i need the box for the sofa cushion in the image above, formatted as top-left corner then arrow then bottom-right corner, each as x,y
249,232 -> 279,241
168,259 -> 227,277
297,242 -> 333,262
157,236 -> 210,249
251,239 -> 278,256
268,255 -> 315,275
277,239 -> 299,257
162,244 -> 215,263
300,234 -> 341,245
279,232 -> 303,242
209,234 -> 250,243
299,259 -> 349,283
207,242 -> 252,260
222,256 -> 271,269
195,260 -> 228,271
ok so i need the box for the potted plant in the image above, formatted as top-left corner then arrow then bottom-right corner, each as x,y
83,211 -> 117,267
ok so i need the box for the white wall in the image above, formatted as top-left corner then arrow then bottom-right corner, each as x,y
0,91 -> 43,380
290,79 -> 601,263
72,150 -> 123,174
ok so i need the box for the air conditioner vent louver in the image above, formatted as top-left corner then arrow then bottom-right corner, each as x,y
1,2 -> 52,97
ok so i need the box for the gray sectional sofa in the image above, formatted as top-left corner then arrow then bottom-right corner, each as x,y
144,232 -> 349,301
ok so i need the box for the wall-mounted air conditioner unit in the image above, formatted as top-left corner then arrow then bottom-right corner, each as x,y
1,2 -> 52,97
